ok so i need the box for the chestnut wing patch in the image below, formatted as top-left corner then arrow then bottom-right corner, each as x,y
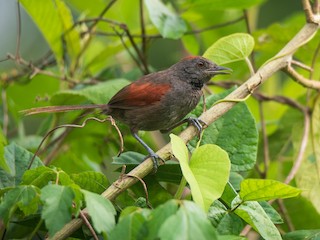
108,82 -> 171,109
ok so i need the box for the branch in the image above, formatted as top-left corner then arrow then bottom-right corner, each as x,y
284,63 -> 320,90
52,22 -> 319,239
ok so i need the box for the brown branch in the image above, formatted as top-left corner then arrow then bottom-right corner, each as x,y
90,16 -> 245,39
302,0 -> 317,23
51,22 -> 320,240
284,64 -> 320,90
291,59 -> 313,71
284,108 -> 310,184
79,210 -> 98,240
276,199 -> 295,231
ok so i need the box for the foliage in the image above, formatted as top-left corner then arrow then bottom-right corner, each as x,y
1,0 -> 320,239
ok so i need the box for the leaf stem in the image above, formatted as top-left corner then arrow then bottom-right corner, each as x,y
174,176 -> 187,200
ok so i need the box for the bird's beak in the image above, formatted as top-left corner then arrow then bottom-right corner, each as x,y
206,65 -> 232,75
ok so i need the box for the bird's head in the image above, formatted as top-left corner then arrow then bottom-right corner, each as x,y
172,56 -> 232,89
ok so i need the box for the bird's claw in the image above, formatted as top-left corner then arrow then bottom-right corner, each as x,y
187,117 -> 207,137
145,152 -> 164,174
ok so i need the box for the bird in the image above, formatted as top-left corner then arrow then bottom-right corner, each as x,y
23,56 -> 231,171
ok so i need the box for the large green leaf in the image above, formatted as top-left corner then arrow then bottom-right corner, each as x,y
82,190 -> 116,234
158,201 -> 218,240
0,186 -> 40,224
109,208 -> 147,240
144,0 -> 187,39
20,0 -> 64,65
189,89 -> 258,171
171,134 -> 230,212
0,143 -> 43,188
41,185 -> 75,237
283,229 -> 320,240
233,196 -> 281,240
70,171 -> 109,194
203,33 -> 254,65
239,179 -> 301,201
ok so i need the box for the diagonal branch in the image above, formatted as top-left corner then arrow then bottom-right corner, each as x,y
52,22 -> 319,240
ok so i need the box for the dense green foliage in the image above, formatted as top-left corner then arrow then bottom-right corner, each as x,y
0,0 -> 320,239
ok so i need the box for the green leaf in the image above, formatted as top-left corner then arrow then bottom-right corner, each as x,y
82,190 -> 116,234
170,134 -> 231,211
20,0 -> 64,65
283,229 -> 320,240
70,171 -> 109,194
0,186 -> 40,224
158,201 -> 218,240
189,89 -> 258,171
233,196 -> 281,240
109,209 -> 147,240
203,33 -> 255,65
208,201 -> 244,235
0,143 -> 43,188
112,151 -> 145,165
21,166 -> 74,188
51,79 -> 130,105
41,185 -> 74,237
259,201 -> 283,224
144,0 -> 187,39
239,179 -> 301,201
145,200 -> 179,239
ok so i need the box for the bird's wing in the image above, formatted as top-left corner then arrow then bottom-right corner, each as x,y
108,80 -> 171,110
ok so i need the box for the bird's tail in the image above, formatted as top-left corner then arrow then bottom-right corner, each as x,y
21,104 -> 108,116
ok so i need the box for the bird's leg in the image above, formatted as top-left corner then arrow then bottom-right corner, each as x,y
160,117 -> 207,136
131,130 -> 162,173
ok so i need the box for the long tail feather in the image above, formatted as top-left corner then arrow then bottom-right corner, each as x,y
21,104 -> 107,116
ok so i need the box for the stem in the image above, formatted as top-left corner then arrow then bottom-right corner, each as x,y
174,177 -> 187,199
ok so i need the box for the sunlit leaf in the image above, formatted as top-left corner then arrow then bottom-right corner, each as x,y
82,190 -> 116,234
144,0 -> 187,39
203,33 -> 254,65
239,179 -> 301,201
170,134 -> 230,211
41,185 -> 74,236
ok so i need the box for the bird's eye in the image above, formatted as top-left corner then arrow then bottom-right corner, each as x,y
197,61 -> 205,67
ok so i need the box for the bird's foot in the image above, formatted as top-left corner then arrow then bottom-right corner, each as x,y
145,152 -> 164,173
187,117 -> 207,136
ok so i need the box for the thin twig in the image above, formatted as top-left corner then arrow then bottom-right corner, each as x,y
120,24 -> 149,74
284,108 -> 310,184
91,16 -> 245,39
302,0 -> 316,23
28,117 -> 123,169
15,0 -> 21,61
79,210 -> 99,240
276,199 -> 295,231
139,0 -> 148,71
113,27 -> 144,73
291,59 -> 313,71
126,174 -> 152,208
243,10 -> 256,71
